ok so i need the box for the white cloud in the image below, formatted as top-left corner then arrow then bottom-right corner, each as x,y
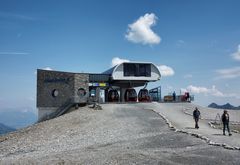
186,85 -> 209,94
180,88 -> 188,93
183,74 -> 193,79
210,85 -> 224,97
184,85 -> 237,98
34,67 -> 53,75
0,52 -> 29,55
111,57 -> 130,67
178,40 -> 185,44
0,11 -> 35,21
166,85 -> 173,91
42,67 -> 53,71
216,67 -> 240,79
231,44 -> 240,61
176,40 -> 185,47
157,65 -> 175,77
125,13 -> 161,45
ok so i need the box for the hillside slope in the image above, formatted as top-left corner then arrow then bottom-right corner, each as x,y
0,104 -> 239,164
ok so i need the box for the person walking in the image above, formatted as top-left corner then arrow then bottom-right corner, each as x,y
172,91 -> 176,102
193,107 -> 201,129
221,110 -> 232,136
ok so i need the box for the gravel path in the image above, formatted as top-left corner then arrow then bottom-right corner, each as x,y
149,102 -> 240,149
183,104 -> 240,123
0,103 -> 240,164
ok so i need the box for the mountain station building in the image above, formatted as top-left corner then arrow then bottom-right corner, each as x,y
37,62 -> 161,121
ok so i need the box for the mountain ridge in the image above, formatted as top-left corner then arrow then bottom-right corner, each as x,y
208,103 -> 240,110
0,123 -> 16,135
0,109 -> 37,129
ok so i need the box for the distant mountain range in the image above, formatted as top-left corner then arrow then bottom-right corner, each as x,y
0,108 -> 37,129
0,123 -> 16,135
208,103 -> 240,110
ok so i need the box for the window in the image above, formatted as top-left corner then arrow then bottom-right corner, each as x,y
123,63 -> 151,77
123,63 -> 137,76
52,89 -> 59,97
78,88 -> 86,97
90,89 -> 96,97
139,64 -> 151,77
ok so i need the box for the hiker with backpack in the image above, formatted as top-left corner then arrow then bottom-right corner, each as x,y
193,107 -> 201,129
221,110 -> 232,136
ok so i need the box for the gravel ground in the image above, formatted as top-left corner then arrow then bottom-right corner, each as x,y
0,103 -> 240,164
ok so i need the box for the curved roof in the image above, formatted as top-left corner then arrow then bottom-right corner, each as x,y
103,62 -> 161,82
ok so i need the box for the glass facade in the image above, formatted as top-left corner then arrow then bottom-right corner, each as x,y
123,63 -> 151,77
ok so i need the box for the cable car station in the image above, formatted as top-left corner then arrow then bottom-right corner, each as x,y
37,62 -> 161,121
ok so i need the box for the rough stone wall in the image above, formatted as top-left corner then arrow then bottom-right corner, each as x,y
37,70 -> 75,107
37,70 -> 90,108
73,74 -> 89,103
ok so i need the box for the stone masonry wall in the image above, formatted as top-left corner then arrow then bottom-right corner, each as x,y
37,70 -> 90,108
73,74 -> 89,103
37,70 -> 75,107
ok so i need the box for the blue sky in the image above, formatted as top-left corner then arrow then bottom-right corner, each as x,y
0,0 -> 240,113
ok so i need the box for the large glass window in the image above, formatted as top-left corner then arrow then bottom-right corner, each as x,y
139,64 -> 151,77
124,63 -> 151,77
123,63 -> 136,76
